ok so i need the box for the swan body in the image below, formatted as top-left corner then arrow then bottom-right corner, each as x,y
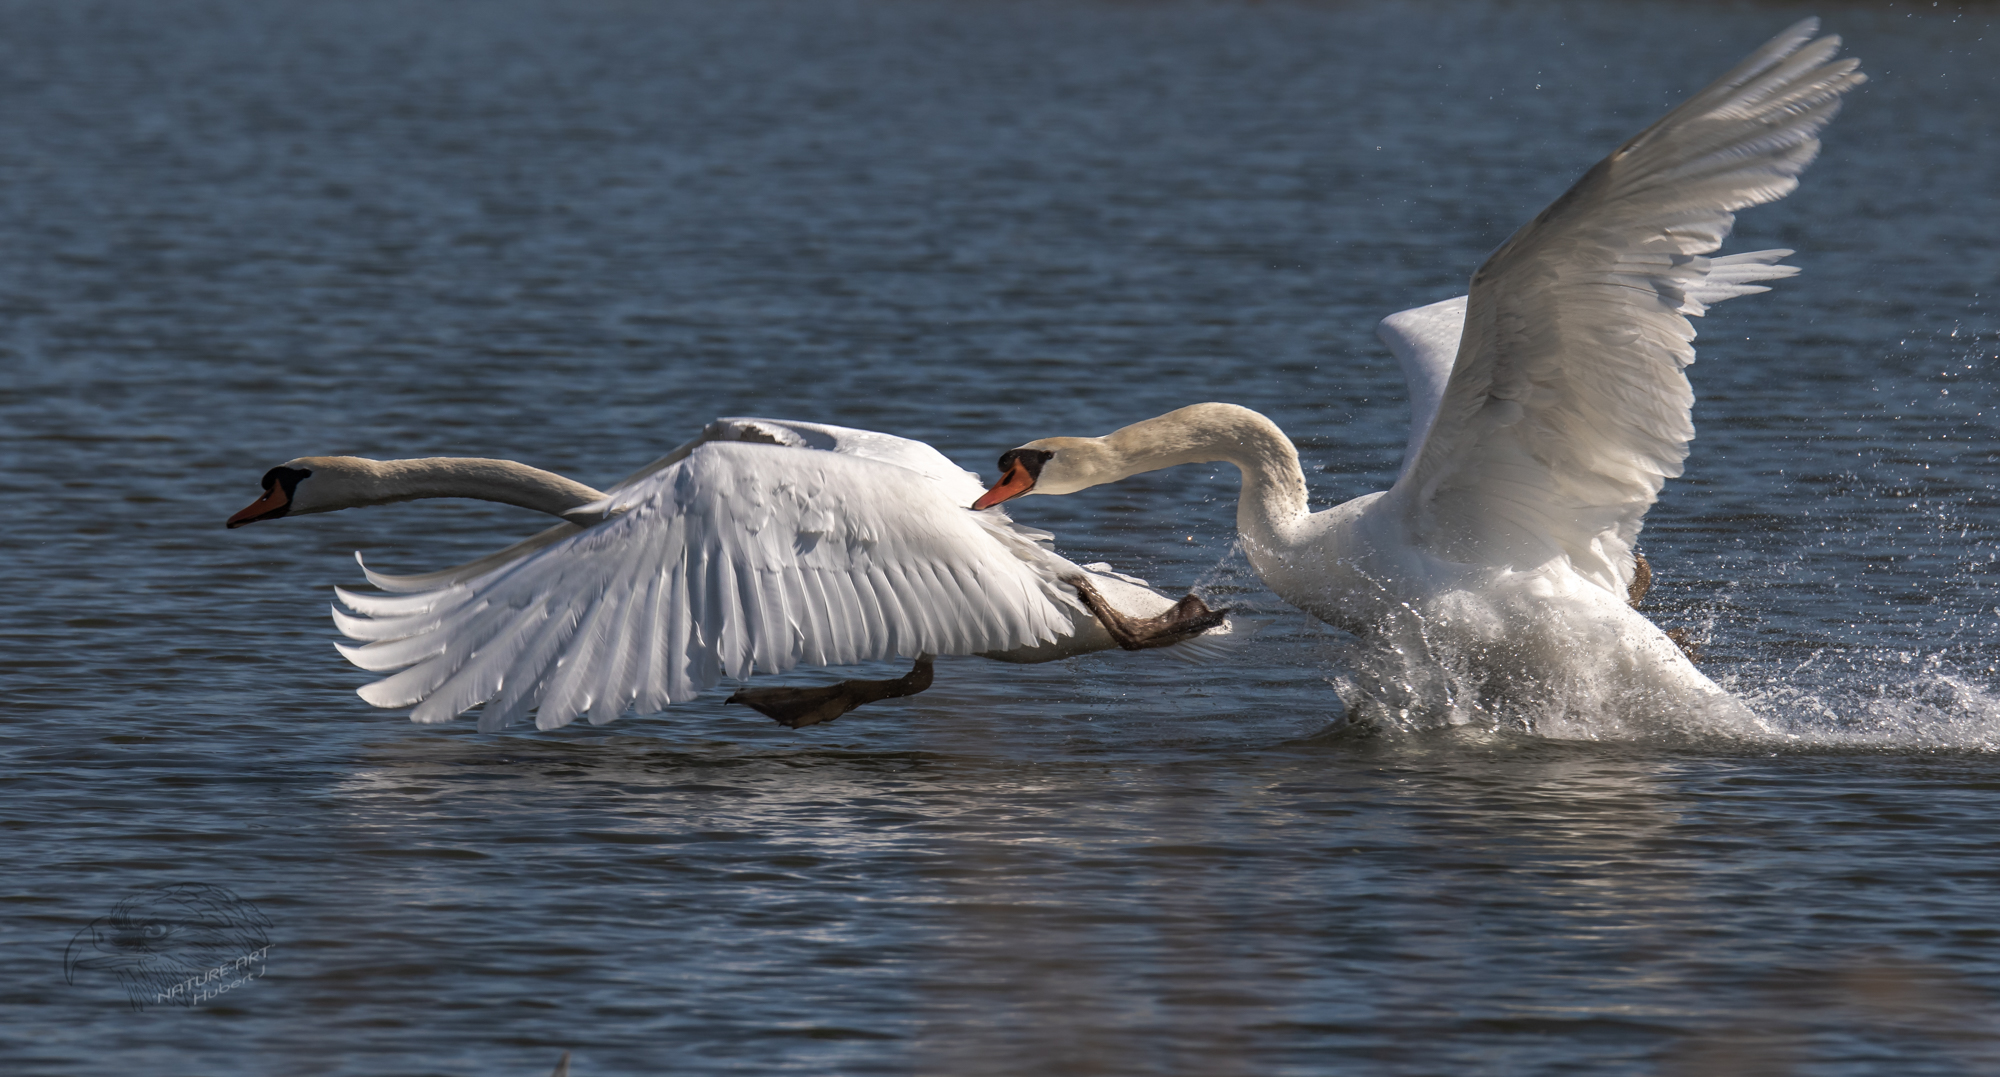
977,22 -> 1864,731
231,417 -> 1236,731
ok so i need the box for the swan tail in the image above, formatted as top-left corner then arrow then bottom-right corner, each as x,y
1157,614 -> 1268,665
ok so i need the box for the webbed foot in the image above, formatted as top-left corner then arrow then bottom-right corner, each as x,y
727,655 -> 935,729
1063,575 -> 1230,651
1630,552 -> 1701,662
1628,551 -> 1653,608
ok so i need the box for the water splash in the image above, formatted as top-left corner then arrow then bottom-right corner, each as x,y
1731,653 -> 2000,751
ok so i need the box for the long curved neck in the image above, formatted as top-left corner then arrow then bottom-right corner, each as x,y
1096,403 -> 1310,550
299,457 -> 607,520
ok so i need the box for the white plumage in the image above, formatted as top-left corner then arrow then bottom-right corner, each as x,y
978,21 -> 1864,730
301,419 -> 1227,731
1390,21 -> 1862,594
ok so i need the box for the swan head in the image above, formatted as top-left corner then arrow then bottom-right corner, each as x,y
971,437 -> 1117,509
225,456 -> 377,528
974,403 -> 1295,509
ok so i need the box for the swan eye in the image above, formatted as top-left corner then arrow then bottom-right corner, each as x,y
260,466 -> 313,493
994,448 -> 1053,479
230,465 -> 316,528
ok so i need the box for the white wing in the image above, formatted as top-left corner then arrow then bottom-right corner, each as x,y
332,423 -> 1088,732
1377,256 -> 1801,487
602,417 -> 993,502
1386,19 -> 1862,594
344,417 -> 990,597
1377,295 -> 1467,487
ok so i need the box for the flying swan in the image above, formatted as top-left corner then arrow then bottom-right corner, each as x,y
228,418 -> 1236,730
972,21 -> 1864,730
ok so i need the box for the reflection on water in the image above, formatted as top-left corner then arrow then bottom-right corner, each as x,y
4,1 -> 2000,1074
1660,957 -> 2000,1076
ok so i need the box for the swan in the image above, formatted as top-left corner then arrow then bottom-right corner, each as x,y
972,22 -> 1864,733
227,417 -> 1235,731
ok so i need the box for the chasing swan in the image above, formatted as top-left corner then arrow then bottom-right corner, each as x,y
973,21 -> 1863,731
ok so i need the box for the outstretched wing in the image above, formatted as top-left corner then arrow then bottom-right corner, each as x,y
332,438 -> 1085,731
1377,295 -> 1468,488
343,417 -> 989,597
1378,255 -> 1804,489
1386,19 -> 1863,595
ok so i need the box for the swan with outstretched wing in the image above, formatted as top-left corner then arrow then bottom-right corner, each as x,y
229,417 -> 1237,731
972,21 -> 1863,730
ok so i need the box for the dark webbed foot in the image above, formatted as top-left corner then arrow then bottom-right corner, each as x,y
1627,551 -> 1652,608
1063,575 -> 1230,651
728,655 -> 935,728
1629,551 -> 1701,662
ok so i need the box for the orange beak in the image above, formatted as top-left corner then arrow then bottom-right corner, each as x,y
972,463 -> 1036,510
226,484 -> 289,529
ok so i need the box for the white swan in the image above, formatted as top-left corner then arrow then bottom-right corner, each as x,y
972,22 -> 1864,733
228,417 -> 1236,731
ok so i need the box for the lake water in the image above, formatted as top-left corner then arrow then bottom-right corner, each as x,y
4,1 -> 2000,1073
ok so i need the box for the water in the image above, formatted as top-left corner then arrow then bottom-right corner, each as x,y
3,0 -> 1999,1072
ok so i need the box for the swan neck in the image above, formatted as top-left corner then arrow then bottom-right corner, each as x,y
307,457 -> 607,519
1100,403 -> 1309,540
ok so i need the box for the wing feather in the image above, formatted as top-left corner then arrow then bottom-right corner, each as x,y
334,439 -> 1085,729
1387,19 -> 1862,594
